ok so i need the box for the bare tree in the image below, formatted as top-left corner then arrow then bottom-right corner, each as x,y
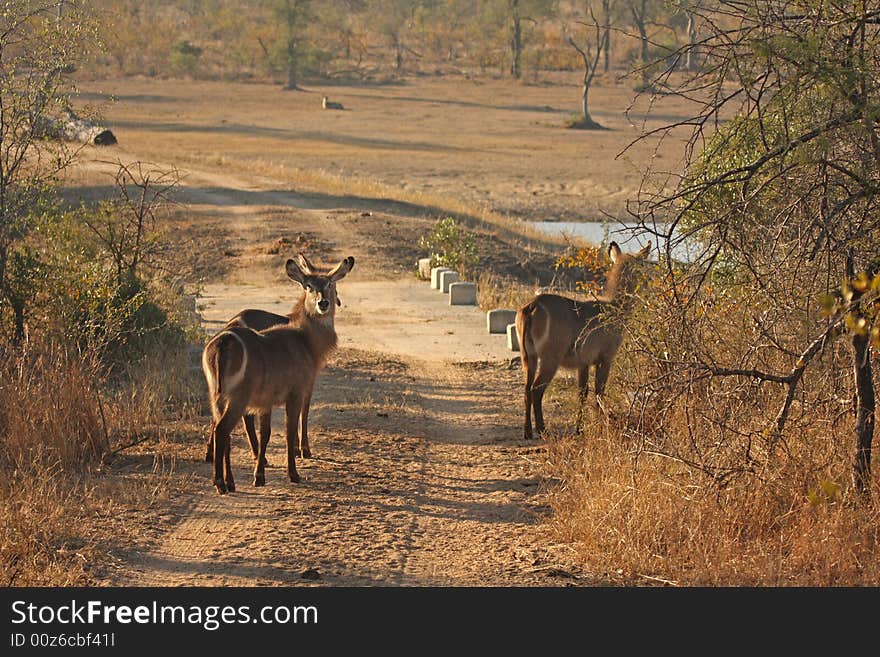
565,1 -> 610,129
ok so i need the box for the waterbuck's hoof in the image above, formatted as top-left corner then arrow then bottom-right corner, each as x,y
214,480 -> 227,495
253,474 -> 266,487
289,472 -> 301,484
226,481 -> 236,493
296,448 -> 312,459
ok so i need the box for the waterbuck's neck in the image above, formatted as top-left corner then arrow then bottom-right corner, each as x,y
597,257 -> 641,314
296,309 -> 338,362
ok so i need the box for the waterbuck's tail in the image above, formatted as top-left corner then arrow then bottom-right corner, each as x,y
201,331 -> 247,416
516,300 -> 539,372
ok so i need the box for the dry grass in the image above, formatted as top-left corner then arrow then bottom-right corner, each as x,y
475,271 -> 537,311
0,342 -> 201,586
542,405 -> 880,586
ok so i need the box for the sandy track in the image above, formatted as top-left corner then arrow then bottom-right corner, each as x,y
92,154 -> 589,587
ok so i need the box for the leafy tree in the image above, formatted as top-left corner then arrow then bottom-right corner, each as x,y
630,0 -> 880,493
0,1 -> 96,343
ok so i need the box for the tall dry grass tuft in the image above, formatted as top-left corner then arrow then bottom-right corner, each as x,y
0,344 -> 108,470
0,339 -> 201,585
0,344 -> 109,585
475,272 -> 537,311
545,413 -> 880,586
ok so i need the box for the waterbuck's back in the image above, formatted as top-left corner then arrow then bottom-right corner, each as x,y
523,293 -> 622,368
205,323 -> 332,414
225,309 -> 289,332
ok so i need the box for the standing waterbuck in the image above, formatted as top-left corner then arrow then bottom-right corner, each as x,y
201,255 -> 354,493
204,254 -> 339,466
515,241 -> 650,440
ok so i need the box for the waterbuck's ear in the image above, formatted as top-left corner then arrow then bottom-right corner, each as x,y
328,256 -> 355,282
295,253 -> 317,275
637,241 -> 652,258
285,258 -> 307,286
608,242 -> 622,264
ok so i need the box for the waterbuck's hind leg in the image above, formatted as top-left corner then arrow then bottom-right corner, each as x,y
522,354 -> 537,441
532,358 -> 561,437
298,384 -> 313,458
212,405 -> 242,494
253,411 -> 272,487
224,433 -> 235,492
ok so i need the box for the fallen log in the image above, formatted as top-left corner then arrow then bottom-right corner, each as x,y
35,109 -> 117,146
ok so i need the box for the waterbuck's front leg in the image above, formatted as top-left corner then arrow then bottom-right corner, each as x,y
285,395 -> 303,483
594,359 -> 612,416
298,383 -> 313,458
244,414 -> 268,467
575,364 -> 590,434
253,411 -> 272,487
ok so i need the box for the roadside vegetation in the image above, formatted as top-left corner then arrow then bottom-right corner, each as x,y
3,0 -> 879,587
0,2 -> 203,585
544,1 -> 880,585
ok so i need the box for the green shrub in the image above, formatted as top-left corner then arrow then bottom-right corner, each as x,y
418,217 -> 478,276
169,40 -> 202,76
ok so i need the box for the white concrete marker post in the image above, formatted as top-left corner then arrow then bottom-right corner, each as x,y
506,323 -> 519,351
431,266 -> 453,289
418,258 -> 432,280
449,282 -> 477,305
439,270 -> 460,293
487,309 -> 517,334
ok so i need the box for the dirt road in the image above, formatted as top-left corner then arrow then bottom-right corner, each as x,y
86,156 -> 588,586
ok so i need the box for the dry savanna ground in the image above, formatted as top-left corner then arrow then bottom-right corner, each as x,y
40,73 -> 701,587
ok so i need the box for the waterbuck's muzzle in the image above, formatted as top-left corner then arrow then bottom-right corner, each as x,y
317,297 -> 331,313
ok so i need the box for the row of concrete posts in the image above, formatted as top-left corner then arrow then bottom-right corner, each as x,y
417,258 -> 520,352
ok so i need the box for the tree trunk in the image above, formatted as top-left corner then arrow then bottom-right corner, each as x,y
510,1 -> 522,79
603,0 -> 611,72
685,12 -> 696,71
603,22 -> 611,72
846,251 -> 875,494
852,331 -> 875,494
581,74 -> 590,121
285,37 -> 299,90
631,1 -> 650,88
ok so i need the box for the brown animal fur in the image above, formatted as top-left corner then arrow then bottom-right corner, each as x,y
203,254 -> 339,466
516,241 -> 650,439
201,254 -> 354,493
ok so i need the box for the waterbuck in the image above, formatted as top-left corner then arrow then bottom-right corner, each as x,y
515,241 -> 650,440
203,254 -> 338,466
201,255 -> 354,493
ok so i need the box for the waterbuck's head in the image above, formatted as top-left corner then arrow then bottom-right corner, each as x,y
604,241 -> 651,299
285,254 -> 355,319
